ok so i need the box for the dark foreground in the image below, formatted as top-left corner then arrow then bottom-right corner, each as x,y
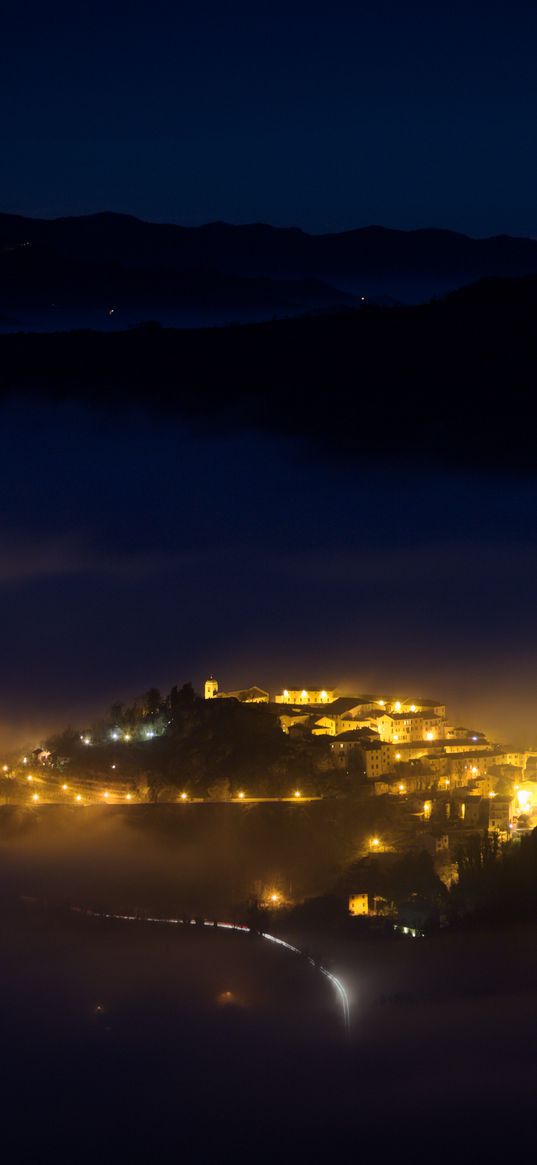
0,897 -> 536,1163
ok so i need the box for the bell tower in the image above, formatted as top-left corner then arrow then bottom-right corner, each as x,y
205,675 -> 218,700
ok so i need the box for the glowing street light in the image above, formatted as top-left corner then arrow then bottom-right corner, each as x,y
237,791 -> 245,800
125,793 -> 132,801
103,791 -> 110,799
75,794 -> 82,802
293,790 -> 301,798
27,775 -> 33,782
180,792 -> 188,801
371,836 -> 380,848
62,783 -> 68,791
32,793 -> 39,802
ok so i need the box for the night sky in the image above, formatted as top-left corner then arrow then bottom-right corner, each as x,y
2,0 -> 537,235
1,396 -> 537,748
2,2 -> 537,747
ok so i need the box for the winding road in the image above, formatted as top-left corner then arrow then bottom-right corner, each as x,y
72,904 -> 351,1034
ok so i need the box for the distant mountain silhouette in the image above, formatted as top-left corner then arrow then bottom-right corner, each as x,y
1,212 -> 537,309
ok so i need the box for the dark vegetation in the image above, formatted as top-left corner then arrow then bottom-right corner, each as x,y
46,684 -> 351,799
452,828 -> 537,922
1,273 -> 537,472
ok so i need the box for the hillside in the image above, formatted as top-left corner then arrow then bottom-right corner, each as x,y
1,272 -> 537,473
0,243 -> 361,331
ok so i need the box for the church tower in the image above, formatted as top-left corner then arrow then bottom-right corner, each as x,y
205,675 -> 218,700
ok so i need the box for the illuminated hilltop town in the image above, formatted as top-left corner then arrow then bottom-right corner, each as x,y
12,673 -> 536,903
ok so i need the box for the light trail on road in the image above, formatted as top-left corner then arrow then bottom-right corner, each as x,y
72,905 -> 351,1035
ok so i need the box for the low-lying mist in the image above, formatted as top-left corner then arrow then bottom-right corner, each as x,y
0,803 -> 348,916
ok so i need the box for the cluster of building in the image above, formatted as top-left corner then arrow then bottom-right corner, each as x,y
205,675 -> 537,851
205,676 -> 532,782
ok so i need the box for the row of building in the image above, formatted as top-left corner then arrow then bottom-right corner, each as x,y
204,675 -> 536,796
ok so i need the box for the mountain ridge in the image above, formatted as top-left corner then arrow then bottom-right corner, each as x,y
2,211 -> 537,322
2,211 -> 537,279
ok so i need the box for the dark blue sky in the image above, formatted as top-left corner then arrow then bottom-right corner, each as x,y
2,398 -> 537,747
2,0 -> 537,234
